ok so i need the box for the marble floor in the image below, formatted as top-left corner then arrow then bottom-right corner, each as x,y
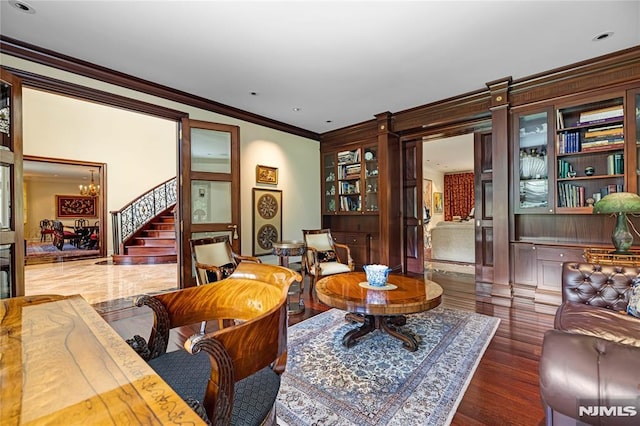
25,257 -> 179,308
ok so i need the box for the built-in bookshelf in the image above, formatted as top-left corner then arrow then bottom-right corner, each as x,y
555,96 -> 624,211
322,144 -> 381,214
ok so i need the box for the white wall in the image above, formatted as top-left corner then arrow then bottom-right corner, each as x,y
24,179 -> 102,241
22,88 -> 177,251
3,53 -> 321,260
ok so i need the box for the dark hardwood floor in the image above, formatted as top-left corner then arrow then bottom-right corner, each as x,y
104,269 -> 554,425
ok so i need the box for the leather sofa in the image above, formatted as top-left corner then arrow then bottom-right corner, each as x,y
539,262 -> 640,426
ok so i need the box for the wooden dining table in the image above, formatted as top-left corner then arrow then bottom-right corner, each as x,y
0,294 -> 206,425
315,272 -> 443,351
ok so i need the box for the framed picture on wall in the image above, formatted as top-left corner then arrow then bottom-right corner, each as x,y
423,179 -> 432,221
56,195 -> 97,218
433,192 -> 443,214
256,165 -> 278,185
252,188 -> 282,256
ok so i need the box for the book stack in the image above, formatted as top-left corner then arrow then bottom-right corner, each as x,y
578,105 -> 624,126
557,159 -> 575,179
339,180 -> 360,195
600,184 -> 624,198
558,183 -> 585,208
340,196 -> 361,211
337,148 -> 361,164
339,163 -> 361,179
606,153 -> 624,175
581,124 -> 624,152
557,131 -> 581,154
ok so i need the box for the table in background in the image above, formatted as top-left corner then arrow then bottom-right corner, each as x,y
0,294 -> 205,425
315,272 -> 443,351
272,240 -> 306,315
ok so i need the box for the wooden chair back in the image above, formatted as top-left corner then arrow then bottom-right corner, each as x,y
302,228 -> 354,290
135,263 -> 292,423
190,236 -> 261,284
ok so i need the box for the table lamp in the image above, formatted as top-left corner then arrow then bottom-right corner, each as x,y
593,192 -> 640,254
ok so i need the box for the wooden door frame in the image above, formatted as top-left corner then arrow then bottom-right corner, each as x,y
0,68 -> 24,297
179,118 -> 241,288
24,155 -> 107,258
400,120 -> 491,274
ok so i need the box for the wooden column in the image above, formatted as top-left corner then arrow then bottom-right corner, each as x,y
486,78 -> 512,307
375,112 -> 401,269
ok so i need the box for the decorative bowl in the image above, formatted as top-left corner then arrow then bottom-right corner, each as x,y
363,264 -> 390,287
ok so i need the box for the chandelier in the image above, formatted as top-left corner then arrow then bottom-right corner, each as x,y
79,170 -> 100,197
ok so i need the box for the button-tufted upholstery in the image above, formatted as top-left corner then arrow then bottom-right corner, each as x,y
561,262 -> 636,310
539,262 -> 640,425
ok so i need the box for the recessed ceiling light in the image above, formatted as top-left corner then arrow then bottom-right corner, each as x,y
326,120 -> 332,123
250,92 -> 258,96
593,31 -> 613,42
9,0 -> 35,14
292,107 -> 301,112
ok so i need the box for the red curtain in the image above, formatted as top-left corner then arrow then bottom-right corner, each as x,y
443,172 -> 474,221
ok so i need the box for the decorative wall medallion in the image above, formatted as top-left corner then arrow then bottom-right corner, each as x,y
257,224 -> 279,250
252,188 -> 282,256
258,194 -> 278,219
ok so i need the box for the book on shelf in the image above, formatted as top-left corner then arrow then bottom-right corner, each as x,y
558,183 -> 585,208
584,124 -> 623,139
600,184 -> 624,198
578,105 -> 623,125
337,148 -> 361,164
580,140 -> 624,153
556,109 -> 564,129
606,153 -> 624,175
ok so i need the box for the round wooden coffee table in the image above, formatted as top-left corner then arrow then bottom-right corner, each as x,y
315,272 -> 443,351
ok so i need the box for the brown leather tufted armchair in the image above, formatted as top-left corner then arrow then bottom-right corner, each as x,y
539,262 -> 640,426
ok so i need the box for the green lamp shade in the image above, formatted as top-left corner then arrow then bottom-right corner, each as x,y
593,192 -> 640,214
593,192 -> 640,254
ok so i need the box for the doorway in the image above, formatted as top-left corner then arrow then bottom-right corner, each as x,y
422,134 -> 475,275
24,157 -> 105,264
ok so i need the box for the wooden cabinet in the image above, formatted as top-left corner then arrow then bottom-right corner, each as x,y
322,144 -> 379,214
511,242 -> 584,314
331,231 -> 371,269
513,93 -> 631,216
320,115 -> 400,269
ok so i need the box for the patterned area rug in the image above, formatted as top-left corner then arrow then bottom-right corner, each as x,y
26,241 -> 99,265
277,307 -> 500,425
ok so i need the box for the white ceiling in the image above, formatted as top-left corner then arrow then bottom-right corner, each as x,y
423,133 -> 474,173
1,1 -> 639,135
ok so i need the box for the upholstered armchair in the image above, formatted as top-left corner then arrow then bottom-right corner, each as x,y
51,220 -> 81,250
190,236 -> 261,285
127,263 -> 299,426
303,228 -> 354,291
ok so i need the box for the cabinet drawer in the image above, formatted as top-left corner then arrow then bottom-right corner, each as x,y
341,233 -> 367,247
535,247 -> 584,262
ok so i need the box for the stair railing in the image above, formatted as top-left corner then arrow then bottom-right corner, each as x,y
110,177 -> 177,254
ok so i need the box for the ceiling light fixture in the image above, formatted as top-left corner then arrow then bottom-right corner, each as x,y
79,170 -> 100,197
292,107 -> 301,112
9,0 -> 35,14
592,31 -> 613,42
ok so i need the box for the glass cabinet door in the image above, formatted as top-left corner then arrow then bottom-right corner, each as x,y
514,108 -> 553,214
364,145 -> 379,212
323,153 -> 336,213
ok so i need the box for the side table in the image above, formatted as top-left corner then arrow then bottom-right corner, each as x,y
272,240 -> 306,315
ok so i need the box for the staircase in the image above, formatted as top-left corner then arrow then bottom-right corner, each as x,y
112,213 -> 177,265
